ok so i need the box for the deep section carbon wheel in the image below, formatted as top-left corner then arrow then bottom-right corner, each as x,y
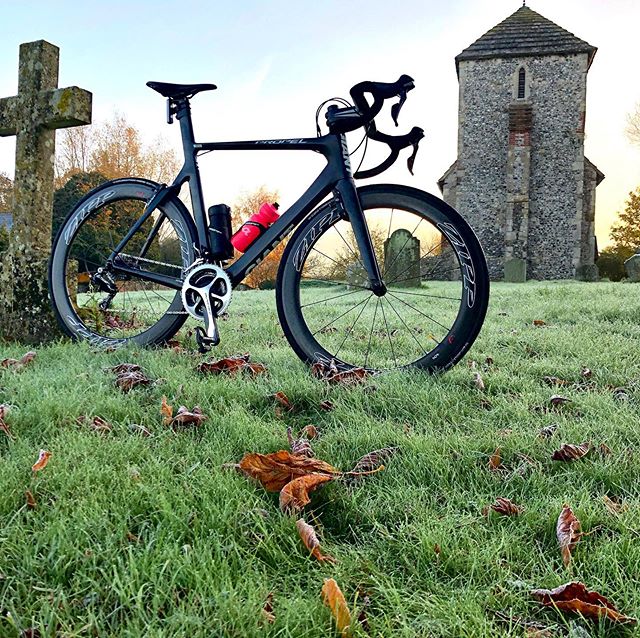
49,178 -> 197,348
276,184 -> 489,372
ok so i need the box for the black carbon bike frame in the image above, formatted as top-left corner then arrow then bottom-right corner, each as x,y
108,98 -> 385,293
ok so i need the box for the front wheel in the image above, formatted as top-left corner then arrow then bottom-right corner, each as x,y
276,184 -> 489,372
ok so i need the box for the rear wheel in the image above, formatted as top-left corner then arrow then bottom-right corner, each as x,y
276,184 -> 489,372
49,179 -> 197,348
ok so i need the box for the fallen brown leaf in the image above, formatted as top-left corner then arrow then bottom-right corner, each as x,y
538,423 -> 558,439
322,578 -> 351,636
0,350 -> 36,371
488,447 -> 502,472
76,415 -> 112,434
115,370 -> 150,392
32,449 -> 51,472
170,405 -> 207,427
598,443 -> 612,457
552,442 -> 590,461
197,353 -> 267,377
287,427 -> 314,458
531,581 -> 636,624
0,404 -> 14,439
319,400 -> 335,412
109,363 -> 141,375
280,473 -> 333,513
312,360 -> 370,386
549,395 -> 571,407
25,490 -> 36,509
488,497 -> 523,516
129,423 -> 152,437
580,367 -> 592,379
302,424 -> 319,439
236,451 -> 341,492
161,396 -> 173,425
557,504 -> 581,567
349,446 -> 398,474
296,518 -> 337,563
273,391 -> 293,412
533,320 -> 546,326
261,592 -> 275,624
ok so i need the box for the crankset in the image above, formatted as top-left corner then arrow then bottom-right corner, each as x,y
181,264 -> 232,353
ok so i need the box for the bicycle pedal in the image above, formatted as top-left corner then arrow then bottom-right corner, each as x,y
195,326 -> 219,353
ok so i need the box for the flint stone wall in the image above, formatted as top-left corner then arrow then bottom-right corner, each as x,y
450,53 -> 590,280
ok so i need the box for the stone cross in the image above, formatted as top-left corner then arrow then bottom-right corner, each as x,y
0,40 -> 92,343
384,228 -> 421,287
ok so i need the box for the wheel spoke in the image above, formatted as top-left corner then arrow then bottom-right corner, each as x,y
311,295 -> 372,337
379,296 -> 398,368
364,298 -> 380,368
387,291 -> 451,333
333,294 -> 373,360
300,287 -> 366,309
384,296 -> 428,357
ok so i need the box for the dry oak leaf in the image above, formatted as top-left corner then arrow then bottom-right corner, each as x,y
538,423 -> 559,439
543,376 -> 569,387
533,319 -> 547,327
552,442 -> 590,462
549,395 -> 571,407
319,400 -> 335,412
287,427 -> 314,458
531,581 -> 636,624
487,497 -> 523,516
261,592 -> 275,624
32,449 -> 51,472
296,518 -> 337,563
161,395 -> 173,425
76,415 -> 112,434
273,391 -> 293,411
557,504 -> 581,567
280,473 -> 333,513
109,363 -> 142,375
1,350 -> 36,370
197,353 -> 266,377
115,370 -> 151,392
302,424 -> 319,439
25,490 -> 36,510
0,404 -> 14,439
488,447 -> 503,472
312,360 -> 370,386
350,446 -> 398,474
170,405 -> 207,427
322,578 -> 352,636
236,450 -> 341,492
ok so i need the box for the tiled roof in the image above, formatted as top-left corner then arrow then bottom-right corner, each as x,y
456,6 -> 596,72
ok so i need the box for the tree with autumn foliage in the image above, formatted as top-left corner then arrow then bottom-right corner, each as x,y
609,188 -> 640,258
232,186 -> 284,289
55,112 -> 179,187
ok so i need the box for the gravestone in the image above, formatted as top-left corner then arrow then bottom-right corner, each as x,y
575,264 -> 599,282
624,250 -> 640,283
504,257 -> 527,283
0,40 -> 92,343
384,228 -> 421,287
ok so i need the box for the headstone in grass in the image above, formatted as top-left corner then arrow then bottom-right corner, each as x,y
624,250 -> 640,282
504,257 -> 527,283
0,40 -> 92,342
384,228 -> 421,287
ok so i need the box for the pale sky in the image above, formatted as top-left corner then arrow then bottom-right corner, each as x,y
0,0 -> 638,247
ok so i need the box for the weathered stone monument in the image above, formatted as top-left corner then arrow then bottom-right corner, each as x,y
438,5 -> 604,282
0,40 -> 91,342
384,229 -> 421,287
624,250 -> 640,283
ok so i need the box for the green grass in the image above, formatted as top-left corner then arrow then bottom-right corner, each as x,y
1,281 -> 639,637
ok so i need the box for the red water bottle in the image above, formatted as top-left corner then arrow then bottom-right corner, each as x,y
230,202 -> 280,253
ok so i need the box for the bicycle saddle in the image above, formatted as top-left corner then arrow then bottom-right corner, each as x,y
146,81 -> 217,99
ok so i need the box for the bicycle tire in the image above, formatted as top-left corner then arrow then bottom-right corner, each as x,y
49,178 -> 197,349
276,184 -> 489,372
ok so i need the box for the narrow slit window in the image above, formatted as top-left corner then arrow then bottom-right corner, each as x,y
517,68 -> 526,99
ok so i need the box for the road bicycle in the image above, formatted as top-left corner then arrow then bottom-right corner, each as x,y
49,75 -> 489,372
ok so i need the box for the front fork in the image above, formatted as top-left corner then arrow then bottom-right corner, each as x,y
333,177 -> 387,296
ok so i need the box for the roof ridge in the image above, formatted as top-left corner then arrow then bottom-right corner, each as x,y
455,5 -> 597,73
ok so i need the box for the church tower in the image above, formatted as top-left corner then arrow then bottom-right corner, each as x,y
438,5 -> 604,281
